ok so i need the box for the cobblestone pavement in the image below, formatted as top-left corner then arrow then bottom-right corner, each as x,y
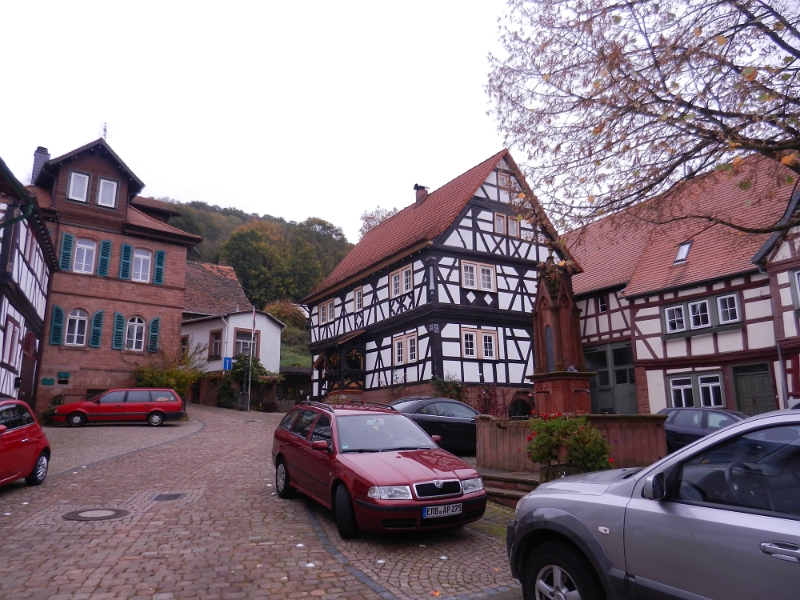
0,405 -> 522,600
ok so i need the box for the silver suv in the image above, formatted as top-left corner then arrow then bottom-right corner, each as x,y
507,410 -> 800,599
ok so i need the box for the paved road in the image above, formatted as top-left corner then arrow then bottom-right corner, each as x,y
0,404 -> 522,600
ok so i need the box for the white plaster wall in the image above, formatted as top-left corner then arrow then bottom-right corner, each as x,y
646,369 -> 668,412
717,330 -> 744,352
690,334 -> 714,355
747,322 -> 775,349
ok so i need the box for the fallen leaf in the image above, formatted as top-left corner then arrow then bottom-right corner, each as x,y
781,154 -> 797,165
715,35 -> 727,46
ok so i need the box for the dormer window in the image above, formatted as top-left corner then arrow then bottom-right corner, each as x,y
68,172 -> 90,202
498,172 -> 510,188
97,178 -> 118,208
674,241 -> 692,263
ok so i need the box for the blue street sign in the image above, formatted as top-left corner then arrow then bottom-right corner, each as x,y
223,357 -> 232,371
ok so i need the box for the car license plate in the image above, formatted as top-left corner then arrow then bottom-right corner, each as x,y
422,503 -> 462,519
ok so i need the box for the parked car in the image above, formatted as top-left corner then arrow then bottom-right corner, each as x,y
388,396 -> 479,454
0,400 -> 51,487
272,401 -> 487,538
507,409 -> 800,600
658,406 -> 748,452
49,388 -> 185,427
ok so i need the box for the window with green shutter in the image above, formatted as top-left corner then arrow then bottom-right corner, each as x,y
119,243 -> 132,280
148,317 -> 160,353
50,305 -> 64,345
112,312 -> 125,350
59,234 -> 74,271
96,241 -> 112,276
89,311 -> 104,348
153,250 -> 166,285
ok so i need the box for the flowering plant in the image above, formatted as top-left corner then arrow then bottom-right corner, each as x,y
527,412 -> 612,473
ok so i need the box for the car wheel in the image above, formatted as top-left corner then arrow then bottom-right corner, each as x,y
334,484 -> 359,539
147,412 -> 164,427
275,459 -> 295,499
25,452 -> 49,486
67,412 -> 86,427
522,541 -> 605,600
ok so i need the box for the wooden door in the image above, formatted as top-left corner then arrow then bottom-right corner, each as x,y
733,364 -> 776,415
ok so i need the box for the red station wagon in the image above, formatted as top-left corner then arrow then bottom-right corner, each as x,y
272,401 -> 487,538
49,388 -> 185,427
0,399 -> 51,487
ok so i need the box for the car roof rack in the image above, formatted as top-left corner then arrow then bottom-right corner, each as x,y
299,399 -> 397,413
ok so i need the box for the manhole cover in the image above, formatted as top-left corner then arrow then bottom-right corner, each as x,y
153,493 -> 183,501
63,509 -> 129,521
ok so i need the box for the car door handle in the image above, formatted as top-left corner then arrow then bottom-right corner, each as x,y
761,542 -> 800,563
21,438 -> 29,443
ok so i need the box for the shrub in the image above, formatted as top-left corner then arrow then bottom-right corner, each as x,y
432,373 -> 466,401
216,380 -> 237,408
527,412 -> 612,473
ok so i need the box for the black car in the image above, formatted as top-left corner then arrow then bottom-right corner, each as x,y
388,396 -> 479,454
658,406 -> 748,452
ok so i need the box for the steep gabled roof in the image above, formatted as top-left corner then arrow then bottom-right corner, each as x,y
131,196 -> 181,216
184,262 -> 253,316
303,149 -> 562,303
125,206 -> 202,246
565,155 -> 794,298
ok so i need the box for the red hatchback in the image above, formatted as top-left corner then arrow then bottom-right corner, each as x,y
272,401 -> 487,538
0,399 -> 51,487
49,388 -> 185,427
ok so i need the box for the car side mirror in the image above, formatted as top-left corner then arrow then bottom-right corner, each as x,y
644,472 -> 666,500
311,440 -> 331,452
431,435 -> 442,444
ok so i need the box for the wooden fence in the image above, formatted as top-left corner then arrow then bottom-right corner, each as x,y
476,414 -> 667,472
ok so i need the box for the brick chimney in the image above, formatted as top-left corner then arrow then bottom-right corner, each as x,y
414,183 -> 429,205
31,146 -> 50,184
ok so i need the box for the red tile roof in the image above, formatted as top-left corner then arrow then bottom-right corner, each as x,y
566,156 -> 795,297
184,262 -> 253,315
126,206 -> 202,243
305,150 -> 521,301
131,196 -> 181,215
25,185 -> 54,209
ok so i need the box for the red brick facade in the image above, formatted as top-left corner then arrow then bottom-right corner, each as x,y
30,140 -> 200,410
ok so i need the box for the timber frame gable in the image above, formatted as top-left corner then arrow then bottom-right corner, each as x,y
304,151 -> 575,406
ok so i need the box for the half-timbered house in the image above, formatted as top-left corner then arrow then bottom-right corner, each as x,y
566,156 -> 800,416
302,150 -> 570,409
26,140 -> 201,411
0,155 -> 57,407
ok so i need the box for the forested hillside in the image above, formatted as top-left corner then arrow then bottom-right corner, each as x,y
162,198 -> 352,307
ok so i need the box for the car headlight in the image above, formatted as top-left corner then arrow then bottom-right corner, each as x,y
367,485 -> 412,500
461,477 -> 484,494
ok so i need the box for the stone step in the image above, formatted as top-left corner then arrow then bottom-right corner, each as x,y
484,486 -> 529,508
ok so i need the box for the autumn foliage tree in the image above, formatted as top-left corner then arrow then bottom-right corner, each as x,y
488,0 -> 800,232
359,206 -> 399,239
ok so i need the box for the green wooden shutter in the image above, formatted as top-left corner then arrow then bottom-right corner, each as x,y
96,240 -> 112,276
89,310 -> 104,348
119,243 -> 132,280
49,305 -> 64,345
153,250 -> 166,285
59,234 -> 74,271
147,317 -> 160,353
112,312 -> 125,350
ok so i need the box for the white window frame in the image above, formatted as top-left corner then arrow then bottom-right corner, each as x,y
669,373 -> 724,408
132,249 -> 152,283
390,266 -> 412,297
327,300 -> 335,322
65,309 -> 88,346
497,172 -> 510,189
462,263 -> 476,289
698,374 -> 724,407
494,213 -> 506,235
462,261 -> 495,292
354,287 -> 363,312
688,299 -> 711,329
97,178 -> 118,208
235,330 -> 259,357
68,172 -> 90,202
125,316 -> 146,352
392,333 -> 417,365
674,241 -> 692,263
3,318 -> 20,368
665,305 -> 686,333
597,295 -> 608,313
669,377 -> 695,407
462,328 -> 498,360
717,294 -> 740,324
508,217 -> 520,238
73,239 -> 96,274
320,302 -> 327,325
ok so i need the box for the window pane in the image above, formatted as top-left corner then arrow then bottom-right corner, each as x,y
509,218 -> 519,237
666,306 -> 685,332
395,339 -> 404,364
597,370 -> 610,386
463,332 -> 475,357
69,173 -> 89,201
584,349 -> 608,370
132,250 -> 151,282
690,301 -> 710,328
463,264 -> 475,288
718,295 -> 739,323
483,334 -> 495,359
403,268 -> 412,292
612,346 -> 633,366
311,415 -> 332,443
672,409 -> 702,428
98,179 -> 117,206
392,273 -> 400,296
408,337 -> 416,362
480,267 -> 493,290
74,240 -> 96,273
615,369 -> 628,384
99,391 -> 126,404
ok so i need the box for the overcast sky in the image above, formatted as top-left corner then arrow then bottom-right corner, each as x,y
1,0 -> 510,243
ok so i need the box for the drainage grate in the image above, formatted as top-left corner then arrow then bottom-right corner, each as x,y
153,493 -> 184,501
63,509 -> 129,522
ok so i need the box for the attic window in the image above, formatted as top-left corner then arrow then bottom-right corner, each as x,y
97,178 -> 118,208
674,241 -> 692,264
68,172 -> 90,202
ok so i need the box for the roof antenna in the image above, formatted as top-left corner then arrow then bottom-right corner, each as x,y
103,123 -> 107,140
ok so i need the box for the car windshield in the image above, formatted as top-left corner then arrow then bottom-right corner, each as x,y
337,414 -> 437,452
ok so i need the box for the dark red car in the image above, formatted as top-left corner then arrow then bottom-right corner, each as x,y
49,388 -> 185,427
0,399 -> 51,487
272,401 -> 487,538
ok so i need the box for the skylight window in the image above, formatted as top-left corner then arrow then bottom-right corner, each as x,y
674,241 -> 692,263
